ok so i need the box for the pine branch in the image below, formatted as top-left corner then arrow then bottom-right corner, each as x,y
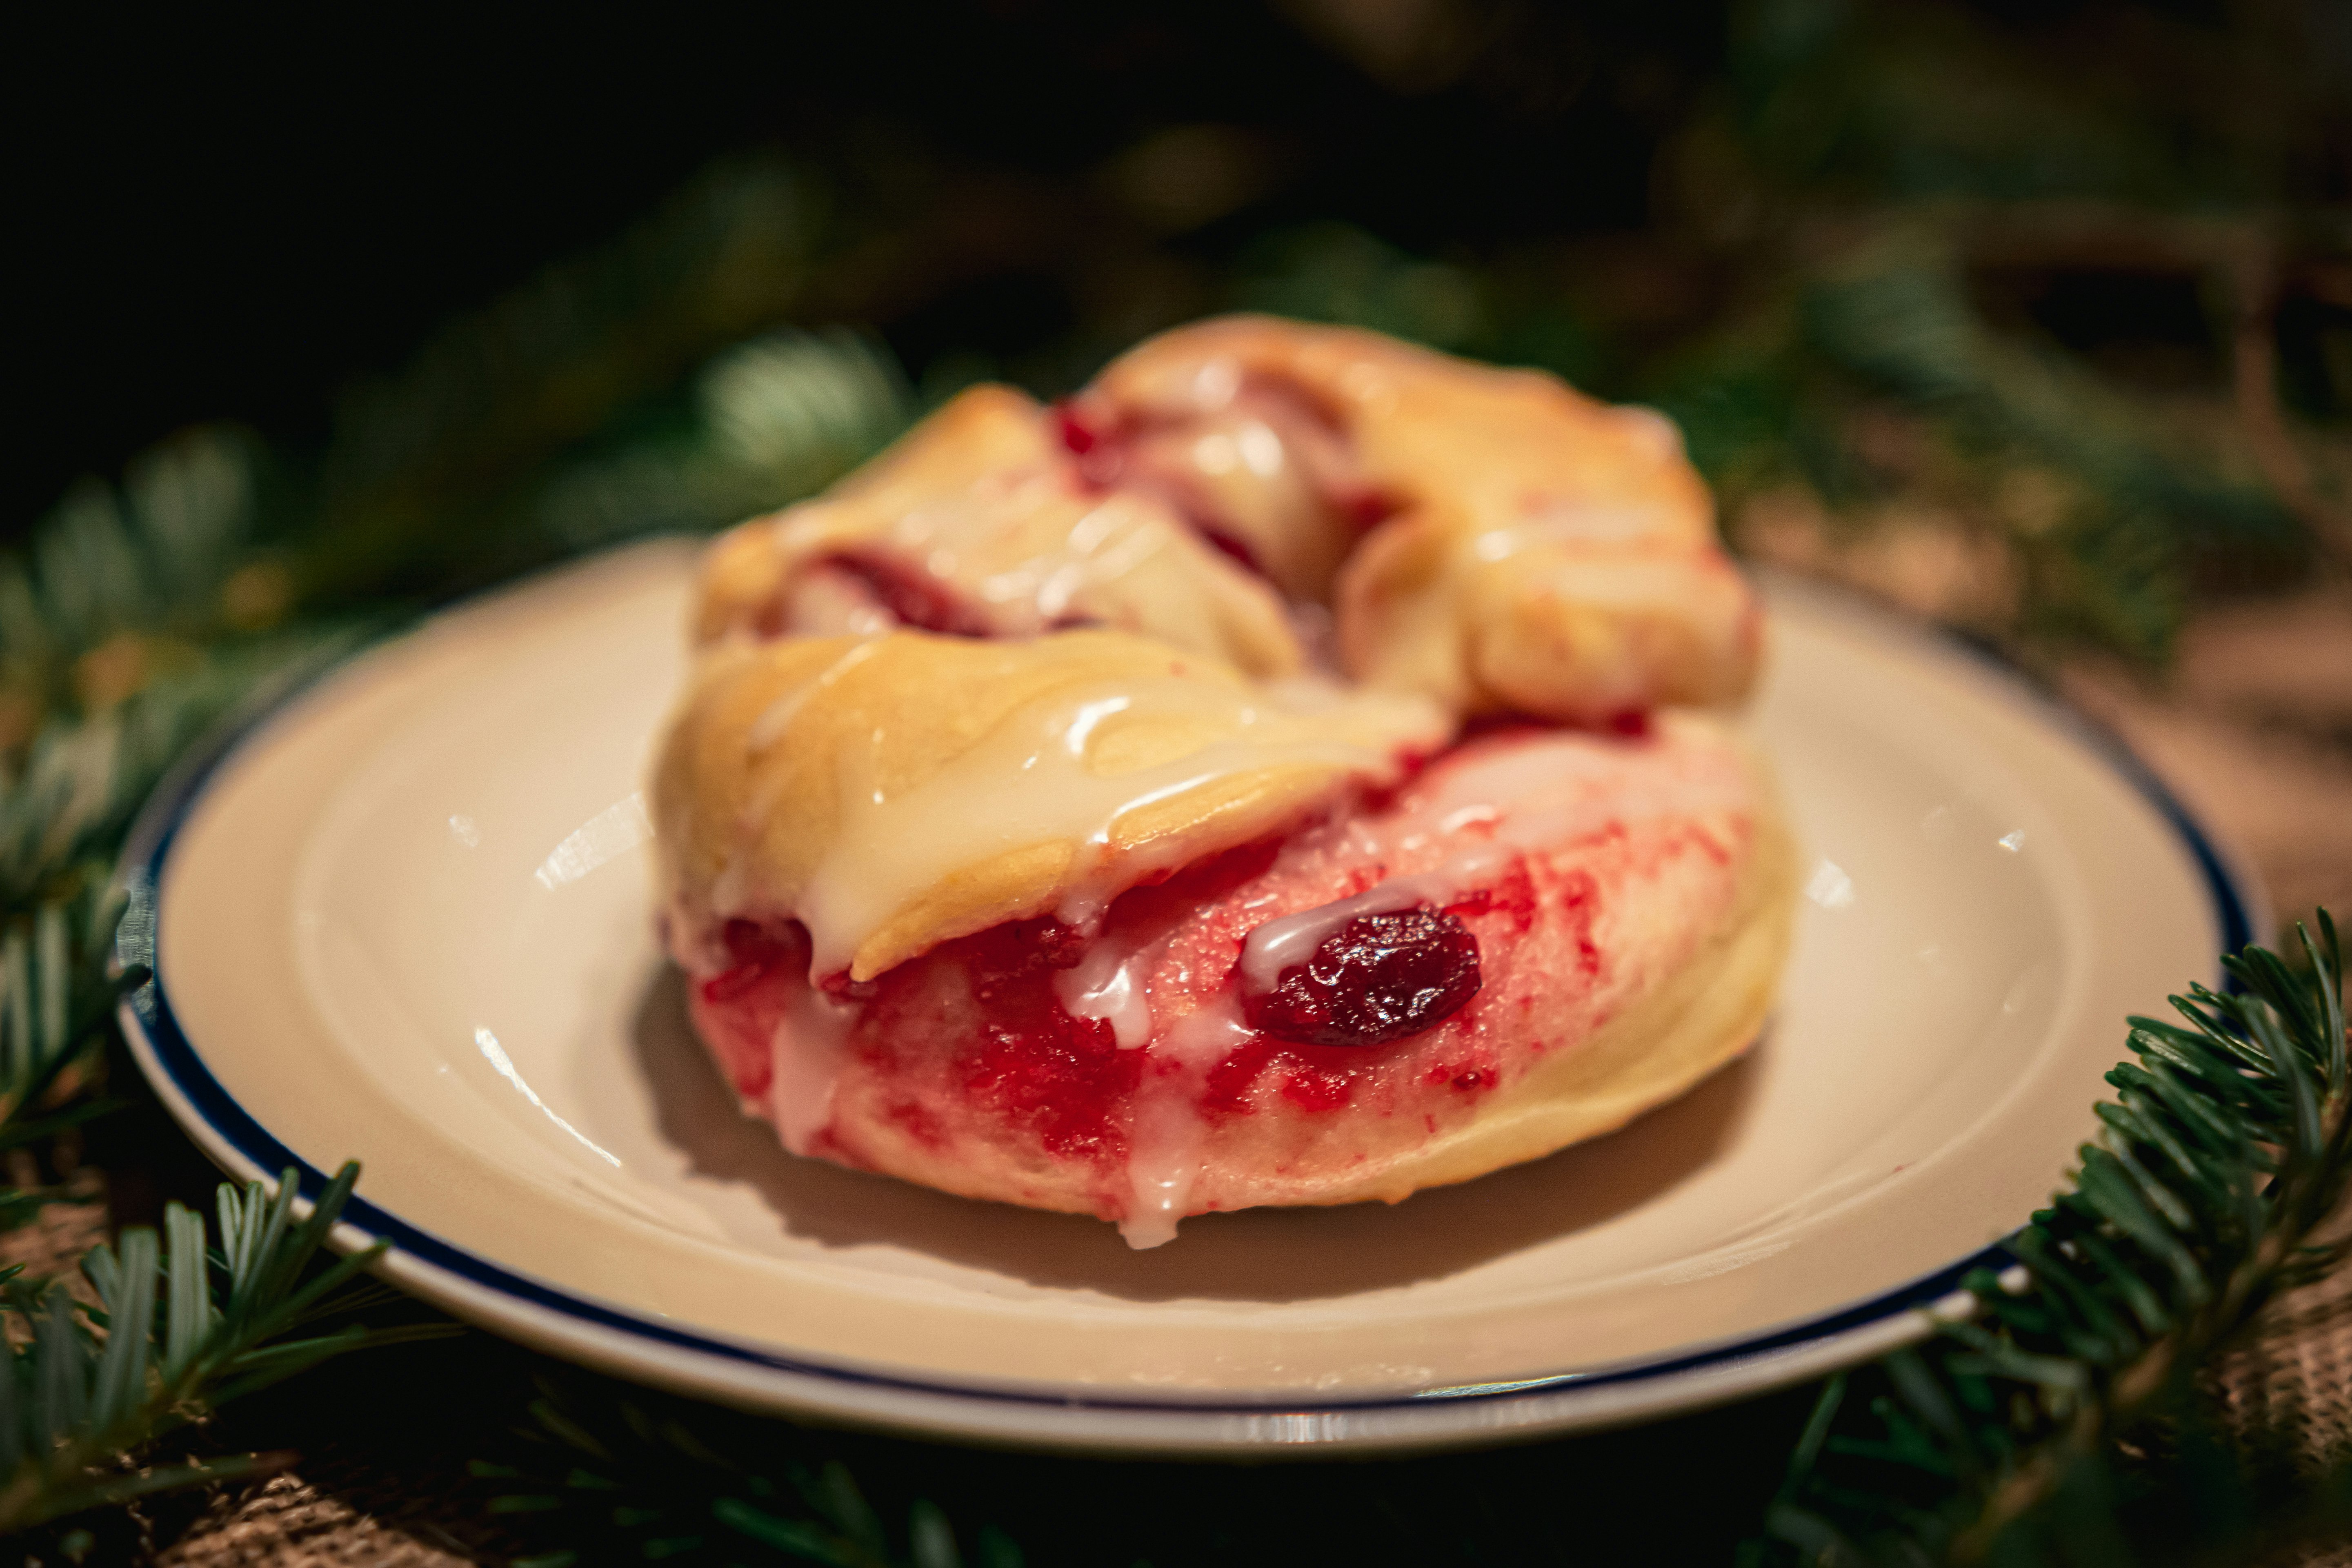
1640,217 -> 2313,663
0,194 -> 930,1555
1752,911 -> 2351,1565
0,425 -> 299,726
305,156 -> 828,605
474,1379 -> 1022,1568
0,1161 -> 458,1535
529,325 -> 914,556
0,627 -> 362,1158
0,167 -> 889,1168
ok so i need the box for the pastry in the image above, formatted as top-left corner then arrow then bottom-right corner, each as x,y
654,315 -> 1795,1246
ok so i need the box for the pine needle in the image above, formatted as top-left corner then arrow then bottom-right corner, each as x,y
1756,913 -> 2351,1565
0,1162 -> 457,1534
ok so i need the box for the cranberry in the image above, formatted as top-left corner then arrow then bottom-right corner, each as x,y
701,919 -> 798,1003
1196,525 -> 1263,576
1052,403 -> 1127,488
1339,485 -> 1396,530
936,919 -> 1139,1161
1052,403 -> 1099,455
1243,906 -> 1482,1048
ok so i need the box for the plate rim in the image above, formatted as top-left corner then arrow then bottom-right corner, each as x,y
113,551 -> 2260,1454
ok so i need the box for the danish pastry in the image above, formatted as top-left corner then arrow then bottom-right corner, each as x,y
653,316 -> 1794,1246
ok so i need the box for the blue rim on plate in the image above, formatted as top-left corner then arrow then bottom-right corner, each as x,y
113,582 -> 2256,1452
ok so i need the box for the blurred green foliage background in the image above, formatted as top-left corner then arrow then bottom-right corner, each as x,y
16,0 -> 2348,712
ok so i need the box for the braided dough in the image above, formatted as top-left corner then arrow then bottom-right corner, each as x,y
654,315 -> 1794,1246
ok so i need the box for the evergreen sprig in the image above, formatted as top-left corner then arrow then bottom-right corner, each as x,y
302,155 -> 831,605
462,918 -> 2351,1568
0,149 -> 927,1558
0,418 -> 363,1158
474,1380 -> 1022,1568
0,425 -> 270,712
0,1161 -> 455,1535
531,324 -> 914,556
1752,913 -> 2352,1566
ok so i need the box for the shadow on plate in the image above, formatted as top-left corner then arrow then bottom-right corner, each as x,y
632,966 -> 1761,1303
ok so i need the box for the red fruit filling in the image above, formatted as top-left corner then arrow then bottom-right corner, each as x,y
816,550 -> 996,638
869,916 -> 1143,1163
1203,1035 -> 1371,1114
1195,525 -> 1264,576
1243,905 -> 1482,1048
702,918 -> 798,1003
1338,484 -> 1396,531
1053,403 -> 1128,489
1052,402 -> 1100,456
692,919 -> 808,1099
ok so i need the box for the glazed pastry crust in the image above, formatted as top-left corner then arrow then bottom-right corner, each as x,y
695,385 -> 1306,678
1251,782 -> 1796,1210
1083,315 -> 1762,722
654,628 -> 1448,982
796,719 -> 1797,1222
654,313 -> 1792,1240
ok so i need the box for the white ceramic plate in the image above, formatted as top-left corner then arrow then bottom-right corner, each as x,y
119,541 -> 2256,1454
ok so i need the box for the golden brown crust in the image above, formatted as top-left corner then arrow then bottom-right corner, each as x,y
654,315 -> 1790,1237
1084,314 -> 1761,721
654,629 -> 1447,981
771,718 -> 1798,1224
695,385 -> 1305,678
669,318 -> 1768,987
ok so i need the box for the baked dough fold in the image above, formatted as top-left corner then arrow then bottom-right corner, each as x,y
1079,316 -> 1761,722
654,629 -> 1448,983
695,385 -> 1305,678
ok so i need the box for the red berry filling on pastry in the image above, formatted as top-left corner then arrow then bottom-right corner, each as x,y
658,316 -> 1795,1247
1241,907 -> 1482,1048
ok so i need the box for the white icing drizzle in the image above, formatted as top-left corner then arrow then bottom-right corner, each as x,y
749,640 -> 884,754
793,676 -> 1440,979
768,981 -> 855,1156
788,476 -> 1196,639
1238,730 -> 1752,994
1470,501 -> 1674,561
1053,934 -> 1160,1049
1417,730 -> 1715,817
976,494 -> 1174,623
1117,999 -> 1251,1249
1612,404 -> 1685,461
1052,844 -> 1229,1054
1188,356 -> 1242,411
704,857 -> 751,928
712,641 -> 890,925
772,567 -> 898,641
1237,866 -> 1496,992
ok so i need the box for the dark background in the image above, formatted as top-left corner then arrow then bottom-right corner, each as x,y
20,1 -> 2348,574
14,2 -> 1732,532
